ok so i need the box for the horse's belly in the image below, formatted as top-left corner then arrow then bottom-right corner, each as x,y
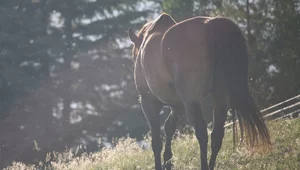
147,78 -> 180,105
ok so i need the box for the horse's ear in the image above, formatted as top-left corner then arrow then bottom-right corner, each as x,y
128,28 -> 140,45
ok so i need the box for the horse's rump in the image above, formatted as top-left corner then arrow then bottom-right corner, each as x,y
162,17 -> 214,101
162,16 -> 270,148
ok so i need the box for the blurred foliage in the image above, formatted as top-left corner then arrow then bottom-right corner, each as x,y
0,0 -> 299,168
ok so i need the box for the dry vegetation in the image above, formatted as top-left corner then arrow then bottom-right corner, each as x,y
5,118 -> 300,170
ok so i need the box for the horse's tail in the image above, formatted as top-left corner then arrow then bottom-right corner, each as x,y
206,17 -> 271,149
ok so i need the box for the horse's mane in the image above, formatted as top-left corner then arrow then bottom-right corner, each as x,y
137,20 -> 154,38
136,18 -> 163,43
130,20 -> 155,60
132,13 -> 176,60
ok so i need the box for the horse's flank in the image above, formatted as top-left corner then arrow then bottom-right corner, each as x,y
132,14 -> 184,104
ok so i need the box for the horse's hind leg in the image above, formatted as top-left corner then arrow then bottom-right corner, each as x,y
185,101 -> 209,170
140,95 -> 163,170
209,92 -> 227,170
163,105 -> 184,170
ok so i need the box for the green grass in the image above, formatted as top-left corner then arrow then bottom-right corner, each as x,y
6,118 -> 300,170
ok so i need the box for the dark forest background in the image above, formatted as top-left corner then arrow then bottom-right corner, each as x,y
0,0 -> 299,168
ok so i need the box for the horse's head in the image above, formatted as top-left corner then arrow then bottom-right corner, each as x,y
128,13 -> 176,61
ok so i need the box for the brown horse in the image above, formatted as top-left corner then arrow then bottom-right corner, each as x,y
128,13 -> 271,170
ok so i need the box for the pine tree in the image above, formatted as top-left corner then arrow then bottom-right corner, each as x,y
0,0 -> 159,167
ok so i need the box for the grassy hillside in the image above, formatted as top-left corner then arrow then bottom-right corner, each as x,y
6,118 -> 300,170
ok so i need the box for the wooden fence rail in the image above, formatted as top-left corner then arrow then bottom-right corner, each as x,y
224,94 -> 300,128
